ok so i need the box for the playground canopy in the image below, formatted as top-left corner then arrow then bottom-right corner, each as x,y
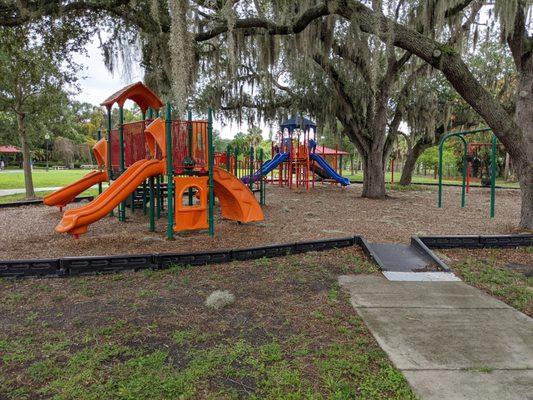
101,81 -> 164,112
280,117 -> 317,132
0,145 -> 21,154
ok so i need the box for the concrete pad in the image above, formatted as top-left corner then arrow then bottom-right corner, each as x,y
382,271 -> 461,281
402,370 -> 533,400
357,307 -> 533,369
339,275 -> 510,309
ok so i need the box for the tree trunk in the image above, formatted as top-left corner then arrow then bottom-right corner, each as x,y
17,112 -> 35,199
514,63 -> 533,230
400,141 -> 431,186
362,151 -> 386,198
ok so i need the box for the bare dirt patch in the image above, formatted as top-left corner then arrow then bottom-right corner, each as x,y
0,183 -> 522,260
0,248 -> 415,399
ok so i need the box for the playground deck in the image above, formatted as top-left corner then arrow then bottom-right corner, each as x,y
0,184 -> 523,260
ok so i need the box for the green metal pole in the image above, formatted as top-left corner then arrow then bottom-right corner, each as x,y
490,134 -> 497,218
226,145 -> 231,172
97,129 -> 102,195
149,176 -> 155,231
142,181 -> 147,215
461,141 -> 467,208
207,107 -> 215,237
106,107 -> 113,216
438,140 -> 444,208
118,106 -> 125,221
187,110 -> 193,205
165,103 -> 174,239
249,146 -> 254,190
156,175 -> 161,219
259,147 -> 265,205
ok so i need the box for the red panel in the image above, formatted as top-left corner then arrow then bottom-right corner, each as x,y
110,129 -> 120,174
123,121 -> 147,167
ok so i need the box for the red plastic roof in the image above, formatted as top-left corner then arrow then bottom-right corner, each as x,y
100,81 -> 164,112
0,145 -> 21,153
315,146 -> 349,155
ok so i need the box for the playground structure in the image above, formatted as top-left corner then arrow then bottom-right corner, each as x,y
44,82 -> 263,238
241,117 -> 349,191
438,127 -> 500,218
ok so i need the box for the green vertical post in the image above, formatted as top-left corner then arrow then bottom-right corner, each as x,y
207,107 -> 215,237
490,134 -> 497,218
460,141 -> 467,208
97,129 -> 102,195
106,107 -> 113,216
438,140 -> 443,208
118,106 -> 126,221
248,146 -> 254,190
142,181 -> 147,215
259,148 -> 265,205
156,175 -> 161,219
149,176 -> 155,231
165,103 -> 174,239
226,145 -> 231,172
187,110 -> 194,205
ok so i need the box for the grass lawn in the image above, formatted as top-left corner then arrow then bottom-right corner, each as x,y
0,169 -> 90,190
343,171 -> 520,188
441,247 -> 533,316
0,248 -> 416,399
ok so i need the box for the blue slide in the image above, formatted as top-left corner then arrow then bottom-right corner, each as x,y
309,153 -> 350,186
242,152 -> 289,184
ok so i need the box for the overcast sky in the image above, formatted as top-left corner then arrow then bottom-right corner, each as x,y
72,36 -> 263,139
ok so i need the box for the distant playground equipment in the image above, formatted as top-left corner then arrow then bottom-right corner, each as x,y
45,82 -> 263,238
240,116 -> 349,191
437,127 -> 501,218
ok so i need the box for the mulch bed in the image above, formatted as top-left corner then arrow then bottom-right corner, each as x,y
0,183 -> 523,260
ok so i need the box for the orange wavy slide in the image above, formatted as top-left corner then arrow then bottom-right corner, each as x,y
56,159 -> 165,236
43,170 -> 108,210
213,166 -> 263,223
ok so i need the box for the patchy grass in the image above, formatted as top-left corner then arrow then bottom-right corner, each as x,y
386,183 -> 433,192
443,248 -> 533,316
0,247 -> 415,399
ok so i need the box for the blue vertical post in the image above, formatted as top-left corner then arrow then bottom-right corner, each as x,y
165,103 -> 174,239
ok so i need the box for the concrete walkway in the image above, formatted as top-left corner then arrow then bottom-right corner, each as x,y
339,275 -> 533,400
0,184 -> 108,197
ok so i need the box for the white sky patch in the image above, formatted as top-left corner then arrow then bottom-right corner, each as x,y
72,35 -> 281,140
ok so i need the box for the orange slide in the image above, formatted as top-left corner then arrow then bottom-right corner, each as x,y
213,167 -> 263,223
55,158 -> 165,236
44,138 -> 108,210
43,170 -> 107,210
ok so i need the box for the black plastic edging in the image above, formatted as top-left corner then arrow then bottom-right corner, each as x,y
0,237 -> 360,278
0,196 -> 94,209
419,234 -> 533,249
410,236 -> 450,272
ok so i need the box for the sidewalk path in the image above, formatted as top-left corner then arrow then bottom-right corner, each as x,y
339,275 -> 533,400
0,184 -> 108,197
